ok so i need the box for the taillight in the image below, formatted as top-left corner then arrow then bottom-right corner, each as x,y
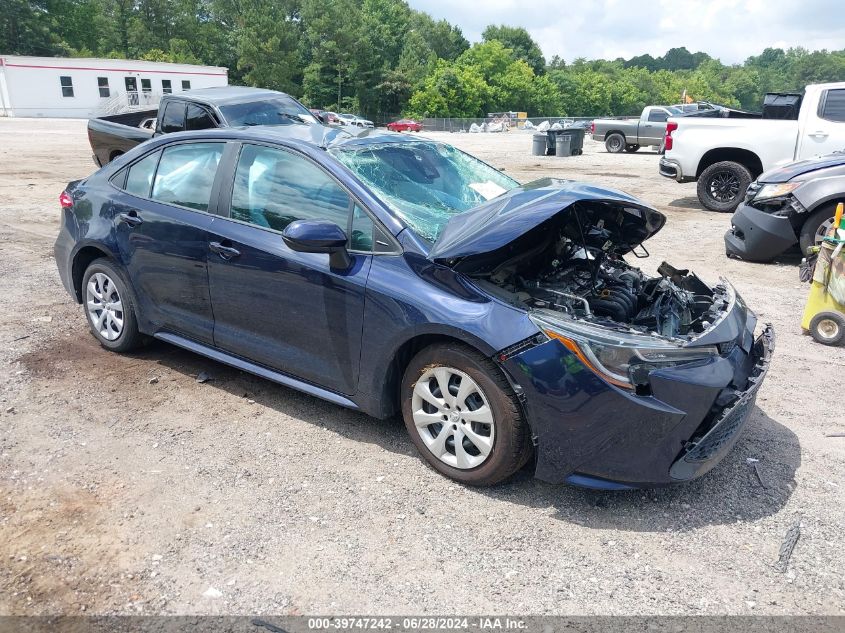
59,191 -> 74,208
664,121 -> 678,151
590,121 -> 595,134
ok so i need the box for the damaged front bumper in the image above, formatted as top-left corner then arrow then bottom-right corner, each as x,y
725,201 -> 799,261
668,324 -> 774,481
501,305 -> 774,488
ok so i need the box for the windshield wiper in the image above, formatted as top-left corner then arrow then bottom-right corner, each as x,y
278,112 -> 309,124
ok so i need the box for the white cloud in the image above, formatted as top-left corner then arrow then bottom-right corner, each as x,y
408,0 -> 845,64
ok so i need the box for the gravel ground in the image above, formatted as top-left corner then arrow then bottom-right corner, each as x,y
0,119 -> 843,616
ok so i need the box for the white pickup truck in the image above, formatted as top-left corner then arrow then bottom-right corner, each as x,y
659,82 -> 845,211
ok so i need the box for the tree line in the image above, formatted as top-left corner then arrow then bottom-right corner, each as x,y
4,0 -> 845,120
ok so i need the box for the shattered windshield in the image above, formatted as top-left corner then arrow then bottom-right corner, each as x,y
220,97 -> 318,127
331,141 -> 519,241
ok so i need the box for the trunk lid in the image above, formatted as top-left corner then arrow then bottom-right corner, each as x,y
428,178 -> 665,270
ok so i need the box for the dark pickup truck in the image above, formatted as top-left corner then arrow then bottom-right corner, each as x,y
88,86 -> 320,166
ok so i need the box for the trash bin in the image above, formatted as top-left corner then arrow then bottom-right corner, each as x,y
532,133 -> 547,156
564,127 -> 586,155
555,134 -> 572,157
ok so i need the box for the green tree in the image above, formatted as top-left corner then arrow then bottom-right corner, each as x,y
481,24 -> 545,75
407,59 -> 489,117
300,0 -> 363,109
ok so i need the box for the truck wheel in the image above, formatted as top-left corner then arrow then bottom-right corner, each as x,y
697,161 -> 752,212
625,144 -> 640,153
800,205 -> 839,253
809,312 -> 845,346
605,134 -> 625,153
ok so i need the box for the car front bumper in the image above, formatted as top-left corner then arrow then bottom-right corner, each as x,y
724,202 -> 799,261
502,313 -> 774,489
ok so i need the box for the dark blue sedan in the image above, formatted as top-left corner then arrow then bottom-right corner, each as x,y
55,123 -> 774,488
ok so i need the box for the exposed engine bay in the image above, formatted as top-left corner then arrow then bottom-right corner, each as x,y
469,201 -> 730,340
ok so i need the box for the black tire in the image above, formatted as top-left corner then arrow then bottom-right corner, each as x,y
697,161 -> 752,212
624,144 -> 640,153
605,133 -> 625,153
82,259 -> 144,353
809,312 -> 845,346
800,205 -> 839,254
401,343 -> 532,486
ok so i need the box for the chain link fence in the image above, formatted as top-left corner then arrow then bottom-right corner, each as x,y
366,114 -> 635,131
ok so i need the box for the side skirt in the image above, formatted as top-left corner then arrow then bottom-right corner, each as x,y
154,332 -> 359,411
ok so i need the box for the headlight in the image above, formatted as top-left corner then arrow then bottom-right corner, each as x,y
754,182 -> 801,201
529,313 -> 718,389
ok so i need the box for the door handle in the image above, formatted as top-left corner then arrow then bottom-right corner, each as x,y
209,240 -> 241,260
118,211 -> 143,227
809,130 -> 829,138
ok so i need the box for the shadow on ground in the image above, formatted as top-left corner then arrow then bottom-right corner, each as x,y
21,333 -> 801,534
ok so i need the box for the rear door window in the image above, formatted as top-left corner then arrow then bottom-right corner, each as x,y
186,104 -> 217,131
124,150 -> 161,198
151,143 -> 224,212
160,101 -> 186,133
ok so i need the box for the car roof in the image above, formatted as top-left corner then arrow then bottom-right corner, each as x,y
150,124 -> 420,151
168,85 -> 293,107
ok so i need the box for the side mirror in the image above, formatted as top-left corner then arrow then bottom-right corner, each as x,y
282,219 -> 351,270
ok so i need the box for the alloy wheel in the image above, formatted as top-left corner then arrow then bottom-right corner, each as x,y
86,272 -> 124,341
411,366 -> 495,470
708,172 -> 741,203
815,216 -> 836,245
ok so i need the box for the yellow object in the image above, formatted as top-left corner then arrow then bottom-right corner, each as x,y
801,280 -> 845,330
835,202 -> 844,229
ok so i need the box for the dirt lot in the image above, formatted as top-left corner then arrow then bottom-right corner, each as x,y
0,119 -> 843,616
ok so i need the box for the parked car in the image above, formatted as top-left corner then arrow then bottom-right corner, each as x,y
591,106 -> 684,153
660,83 -> 845,212
87,86 -> 319,166
387,119 -> 422,132
337,113 -> 374,128
725,152 -> 845,261
55,125 -> 773,488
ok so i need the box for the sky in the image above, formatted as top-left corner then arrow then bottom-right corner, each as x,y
407,0 -> 845,64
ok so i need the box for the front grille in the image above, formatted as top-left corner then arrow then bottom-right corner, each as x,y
683,395 -> 754,462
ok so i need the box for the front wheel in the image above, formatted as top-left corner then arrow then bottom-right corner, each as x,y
401,343 -> 532,486
697,161 -> 752,212
605,133 -> 625,153
800,205 -> 839,253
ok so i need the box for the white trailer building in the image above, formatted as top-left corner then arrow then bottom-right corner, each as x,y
0,56 -> 228,118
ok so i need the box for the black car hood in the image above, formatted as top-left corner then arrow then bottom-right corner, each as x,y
760,152 -> 845,183
428,178 -> 665,269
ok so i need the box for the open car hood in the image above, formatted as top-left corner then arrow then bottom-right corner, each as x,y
428,178 -> 665,269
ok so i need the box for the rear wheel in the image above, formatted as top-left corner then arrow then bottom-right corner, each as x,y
697,161 -> 752,212
401,343 -> 532,486
605,133 -> 625,153
624,144 -> 640,153
809,312 -> 845,346
800,205 -> 839,254
82,259 -> 144,353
